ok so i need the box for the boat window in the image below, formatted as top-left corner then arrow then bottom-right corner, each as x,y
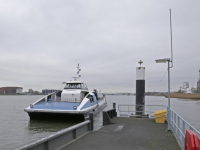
81,83 -> 84,88
86,94 -> 94,103
64,83 -> 83,89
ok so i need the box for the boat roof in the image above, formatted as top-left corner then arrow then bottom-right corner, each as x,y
66,81 -> 85,84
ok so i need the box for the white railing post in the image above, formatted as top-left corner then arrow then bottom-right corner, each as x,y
174,113 -> 177,134
167,108 -> 171,130
128,105 -> 129,116
149,106 -> 151,119
118,105 -> 120,116
182,121 -> 185,134
171,111 -> 173,127
177,116 -> 180,141
182,120 -> 185,148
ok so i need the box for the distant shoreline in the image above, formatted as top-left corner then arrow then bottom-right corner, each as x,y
1,94 -> 200,99
165,93 -> 200,99
144,94 -> 200,99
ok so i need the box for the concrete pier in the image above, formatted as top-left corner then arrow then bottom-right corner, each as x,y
61,117 -> 180,150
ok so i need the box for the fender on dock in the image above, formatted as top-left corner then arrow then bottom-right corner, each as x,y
185,130 -> 200,150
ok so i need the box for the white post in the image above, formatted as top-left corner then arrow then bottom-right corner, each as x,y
136,66 -> 145,115
168,61 -> 171,131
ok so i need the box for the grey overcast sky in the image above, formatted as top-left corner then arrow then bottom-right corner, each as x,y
0,0 -> 200,93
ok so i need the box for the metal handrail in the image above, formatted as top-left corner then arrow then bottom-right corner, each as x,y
118,104 -> 200,150
15,119 -> 93,150
169,109 -> 200,150
118,104 -> 167,118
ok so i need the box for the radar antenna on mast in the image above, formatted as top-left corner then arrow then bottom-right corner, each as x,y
72,63 -> 81,81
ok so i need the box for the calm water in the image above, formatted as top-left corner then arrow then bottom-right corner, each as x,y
0,95 -> 200,149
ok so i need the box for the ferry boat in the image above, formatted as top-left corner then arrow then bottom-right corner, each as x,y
24,64 -> 107,120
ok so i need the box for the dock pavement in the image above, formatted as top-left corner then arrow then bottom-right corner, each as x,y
61,117 -> 181,150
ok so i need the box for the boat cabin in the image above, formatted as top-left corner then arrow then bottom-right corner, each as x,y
61,81 -> 89,102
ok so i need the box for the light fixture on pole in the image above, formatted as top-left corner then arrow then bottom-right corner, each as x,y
155,58 -> 171,63
155,58 -> 171,131
155,9 -> 174,131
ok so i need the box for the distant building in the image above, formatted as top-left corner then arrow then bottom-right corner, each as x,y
42,89 -> 59,95
197,70 -> 200,91
28,89 -> 34,93
16,88 -> 23,94
0,87 -> 23,94
34,91 -> 40,94
170,88 -> 175,93
180,82 -> 192,94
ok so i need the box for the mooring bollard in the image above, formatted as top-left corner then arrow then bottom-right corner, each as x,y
113,103 -> 117,117
89,113 -> 93,131
103,111 -> 108,126
113,103 -> 116,109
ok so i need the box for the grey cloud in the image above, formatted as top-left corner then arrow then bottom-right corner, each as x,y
0,0 -> 200,92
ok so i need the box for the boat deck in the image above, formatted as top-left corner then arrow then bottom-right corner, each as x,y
61,117 -> 181,150
31,101 -> 81,110
31,99 -> 105,110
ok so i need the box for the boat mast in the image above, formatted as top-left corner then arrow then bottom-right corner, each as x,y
73,63 -> 81,81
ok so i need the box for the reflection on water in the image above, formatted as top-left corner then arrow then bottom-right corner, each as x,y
27,119 -> 81,133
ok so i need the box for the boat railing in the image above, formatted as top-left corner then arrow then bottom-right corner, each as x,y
53,98 -> 82,103
43,92 -> 83,103
118,104 -> 200,150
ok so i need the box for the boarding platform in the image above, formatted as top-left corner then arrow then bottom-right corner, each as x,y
61,117 -> 180,150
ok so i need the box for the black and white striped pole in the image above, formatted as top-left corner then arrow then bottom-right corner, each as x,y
136,60 -> 145,115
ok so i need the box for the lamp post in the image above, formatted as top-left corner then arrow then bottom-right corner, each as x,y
155,58 -> 171,131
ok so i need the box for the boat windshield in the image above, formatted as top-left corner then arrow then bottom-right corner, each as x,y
64,83 -> 85,89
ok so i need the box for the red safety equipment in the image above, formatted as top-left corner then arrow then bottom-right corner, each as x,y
193,134 -> 200,150
185,130 -> 195,150
185,130 -> 200,150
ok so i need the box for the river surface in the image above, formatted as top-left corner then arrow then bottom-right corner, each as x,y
0,95 -> 200,150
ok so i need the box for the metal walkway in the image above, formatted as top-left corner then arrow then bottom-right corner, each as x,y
61,117 -> 180,150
